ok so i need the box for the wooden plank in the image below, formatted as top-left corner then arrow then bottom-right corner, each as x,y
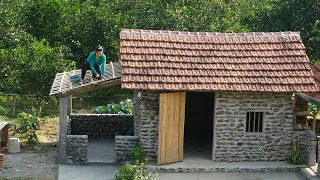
166,93 -> 174,163
61,78 -> 121,97
111,62 -> 115,78
172,92 -> 180,162
0,123 -> 8,148
158,93 -> 167,165
178,92 -> 186,161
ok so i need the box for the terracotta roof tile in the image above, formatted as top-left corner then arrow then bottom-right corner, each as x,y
119,29 -> 317,92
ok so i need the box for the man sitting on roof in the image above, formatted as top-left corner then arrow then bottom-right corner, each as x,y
80,45 -> 107,85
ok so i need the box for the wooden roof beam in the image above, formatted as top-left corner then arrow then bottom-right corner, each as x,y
59,78 -> 121,97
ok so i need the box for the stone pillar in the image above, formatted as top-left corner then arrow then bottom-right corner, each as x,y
134,92 -> 159,161
115,136 -> 140,164
66,135 -> 88,164
59,96 -> 71,164
305,130 -> 316,166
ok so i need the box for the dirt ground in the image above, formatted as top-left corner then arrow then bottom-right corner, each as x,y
0,117 -> 60,180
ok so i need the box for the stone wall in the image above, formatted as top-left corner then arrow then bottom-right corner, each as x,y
115,136 -> 140,163
66,135 -> 88,164
133,91 -> 159,160
293,130 -> 316,166
69,114 -> 134,139
214,92 -> 294,161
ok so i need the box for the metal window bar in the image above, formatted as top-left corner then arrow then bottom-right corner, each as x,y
248,112 -> 251,132
253,112 -> 256,132
257,112 -> 260,132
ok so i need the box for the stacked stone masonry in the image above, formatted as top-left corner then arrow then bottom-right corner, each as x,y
293,130 -> 316,166
66,135 -> 88,164
115,136 -> 140,163
214,92 -> 294,161
133,91 -> 159,160
134,91 -> 300,162
69,114 -> 134,139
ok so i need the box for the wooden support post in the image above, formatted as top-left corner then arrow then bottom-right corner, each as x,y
70,95 -> 73,113
58,96 -> 70,164
12,95 -> 16,117
312,115 -> 316,132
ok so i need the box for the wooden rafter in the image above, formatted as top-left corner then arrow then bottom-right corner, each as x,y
50,62 -> 122,96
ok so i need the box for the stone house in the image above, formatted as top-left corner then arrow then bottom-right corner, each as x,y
118,29 -> 319,165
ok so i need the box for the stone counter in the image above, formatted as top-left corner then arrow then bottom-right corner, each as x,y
69,114 -> 134,139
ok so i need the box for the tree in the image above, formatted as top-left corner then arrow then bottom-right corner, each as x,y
258,0 -> 320,63
16,40 -> 75,113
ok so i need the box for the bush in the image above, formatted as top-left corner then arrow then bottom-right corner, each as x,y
92,99 -> 133,114
132,147 -> 146,165
11,109 -> 39,144
0,106 -> 8,116
115,163 -> 157,180
289,140 -> 305,165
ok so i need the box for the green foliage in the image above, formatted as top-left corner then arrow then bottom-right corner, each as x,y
92,99 -> 133,114
289,140 -> 305,165
115,163 -> 157,180
11,110 -> 39,144
308,103 -> 319,116
132,148 -> 147,165
0,106 -> 8,116
258,0 -> 320,62
1,0 -> 320,115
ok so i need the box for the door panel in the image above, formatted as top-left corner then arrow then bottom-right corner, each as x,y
158,92 -> 186,165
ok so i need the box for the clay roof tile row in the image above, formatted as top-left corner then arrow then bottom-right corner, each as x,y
119,29 -> 317,92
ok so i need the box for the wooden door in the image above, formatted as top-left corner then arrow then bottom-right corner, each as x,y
158,92 -> 186,165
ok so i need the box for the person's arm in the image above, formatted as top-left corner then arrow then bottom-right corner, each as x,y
87,52 -> 98,75
101,54 -> 107,76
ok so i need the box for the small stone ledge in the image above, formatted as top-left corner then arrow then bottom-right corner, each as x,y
66,135 -> 88,165
146,166 -> 304,173
70,113 -> 134,117
115,135 -> 140,164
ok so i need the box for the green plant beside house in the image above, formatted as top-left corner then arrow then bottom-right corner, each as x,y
289,140 -> 306,165
11,109 -> 40,144
92,99 -> 133,114
115,148 -> 157,180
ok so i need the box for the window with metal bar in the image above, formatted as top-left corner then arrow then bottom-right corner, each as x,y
246,112 -> 263,132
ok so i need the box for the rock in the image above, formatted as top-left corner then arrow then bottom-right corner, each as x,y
27,165 -> 32,168
15,169 -> 20,172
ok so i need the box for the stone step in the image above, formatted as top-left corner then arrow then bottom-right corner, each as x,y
87,161 -> 116,166
300,167 -> 320,180
145,161 -> 308,173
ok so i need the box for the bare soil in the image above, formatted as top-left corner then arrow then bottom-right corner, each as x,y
0,118 -> 59,180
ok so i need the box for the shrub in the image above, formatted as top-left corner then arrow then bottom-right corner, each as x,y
132,147 -> 146,165
0,106 -> 8,116
289,140 -> 305,165
11,109 -> 39,144
92,99 -> 133,114
115,163 -> 157,180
